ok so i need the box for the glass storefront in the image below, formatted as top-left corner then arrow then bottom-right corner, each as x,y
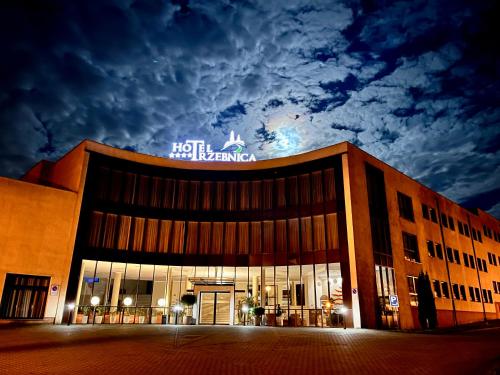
74,260 -> 343,327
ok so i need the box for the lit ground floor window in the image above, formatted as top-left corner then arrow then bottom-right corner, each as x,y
74,260 -> 344,327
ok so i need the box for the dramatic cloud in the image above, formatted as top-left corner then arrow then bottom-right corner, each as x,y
0,0 -> 498,217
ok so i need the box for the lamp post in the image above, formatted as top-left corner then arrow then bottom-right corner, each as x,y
67,303 -> 75,326
90,296 -> 100,325
241,304 -> 249,326
122,296 -> 133,324
173,303 -> 183,325
340,306 -> 348,329
157,298 -> 166,325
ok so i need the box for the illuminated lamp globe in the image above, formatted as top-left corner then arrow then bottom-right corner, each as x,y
241,304 -> 249,314
90,296 -> 100,306
265,286 -> 271,292
173,303 -> 183,313
157,298 -> 166,307
67,302 -> 75,310
123,297 -> 133,307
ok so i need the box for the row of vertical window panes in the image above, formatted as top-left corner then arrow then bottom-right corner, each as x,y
87,211 -> 339,254
375,265 -> 399,329
75,259 -> 343,327
93,167 -> 336,211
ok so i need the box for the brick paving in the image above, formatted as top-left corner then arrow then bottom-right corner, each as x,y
0,325 -> 498,374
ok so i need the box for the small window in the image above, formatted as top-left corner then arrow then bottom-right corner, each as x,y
488,253 -> 492,264
463,253 -> 470,267
475,288 -> 480,301
483,259 -> 488,272
448,216 -> 455,231
493,282 -> 498,294
460,285 -> 466,300
453,249 -> 460,264
422,204 -> 429,220
482,289 -> 488,302
429,208 -> 438,223
441,282 -> 450,298
433,280 -> 441,298
436,244 -> 443,259
469,255 -> 475,269
477,231 -> 482,243
483,225 -> 488,236
446,247 -> 454,262
464,224 -> 470,237
494,254 -> 498,266
452,284 -> 460,300
441,213 -> 448,228
487,290 -> 493,303
472,228 -> 477,241
458,221 -> 464,235
469,286 -> 475,301
478,259 -> 483,271
427,240 -> 435,257
397,192 -> 415,222
402,232 -> 420,262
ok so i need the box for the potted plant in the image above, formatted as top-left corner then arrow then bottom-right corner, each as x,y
181,294 -> 197,325
254,307 -> 265,326
80,306 -> 90,324
94,306 -> 104,324
136,308 -> 147,324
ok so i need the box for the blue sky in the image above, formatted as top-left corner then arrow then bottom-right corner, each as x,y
0,0 -> 498,217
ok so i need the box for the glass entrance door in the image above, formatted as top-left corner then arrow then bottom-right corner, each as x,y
199,292 -> 230,325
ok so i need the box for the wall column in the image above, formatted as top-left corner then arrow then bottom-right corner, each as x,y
110,272 -> 122,312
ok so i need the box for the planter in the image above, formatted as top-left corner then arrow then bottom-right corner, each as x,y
138,316 -> 145,324
81,315 -> 88,324
123,315 -> 131,323
276,316 -> 283,326
95,316 -> 103,324
183,316 -> 193,325
255,316 -> 262,326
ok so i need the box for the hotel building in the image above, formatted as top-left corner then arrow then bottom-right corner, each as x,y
0,140 -> 498,329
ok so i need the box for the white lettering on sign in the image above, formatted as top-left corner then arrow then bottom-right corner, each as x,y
169,131 -> 257,162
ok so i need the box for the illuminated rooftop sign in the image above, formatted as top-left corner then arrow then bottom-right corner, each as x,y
169,131 -> 257,162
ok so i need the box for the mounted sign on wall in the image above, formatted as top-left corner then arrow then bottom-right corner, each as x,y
169,131 -> 257,162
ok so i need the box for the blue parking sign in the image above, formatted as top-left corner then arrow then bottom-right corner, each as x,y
389,295 -> 399,307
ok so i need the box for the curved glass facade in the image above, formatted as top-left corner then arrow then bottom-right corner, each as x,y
69,152 -> 347,326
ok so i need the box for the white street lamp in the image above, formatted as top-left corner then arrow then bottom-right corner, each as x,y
123,296 -> 133,307
157,298 -> 166,307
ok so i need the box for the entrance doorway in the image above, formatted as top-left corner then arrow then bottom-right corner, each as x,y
199,292 -> 231,325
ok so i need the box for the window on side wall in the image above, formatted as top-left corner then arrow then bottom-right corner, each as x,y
433,280 -> 441,298
441,282 -> 450,298
469,286 -> 475,301
463,253 -> 469,267
397,192 -> 415,222
402,232 -> 420,262
429,208 -> 438,223
427,240 -> 435,257
422,204 -> 429,220
448,216 -> 455,231
436,244 -> 443,259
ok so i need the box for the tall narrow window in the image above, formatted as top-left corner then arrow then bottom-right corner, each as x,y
422,204 -> 429,220
441,282 -> 450,298
426,240 -> 435,257
433,280 -> 441,297
435,243 -> 443,259
397,192 -> 414,222
402,232 -> 420,262
440,213 -> 448,228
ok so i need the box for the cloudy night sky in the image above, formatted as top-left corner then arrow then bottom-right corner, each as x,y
0,0 -> 499,217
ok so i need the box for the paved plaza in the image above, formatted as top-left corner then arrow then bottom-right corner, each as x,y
0,324 -> 498,374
